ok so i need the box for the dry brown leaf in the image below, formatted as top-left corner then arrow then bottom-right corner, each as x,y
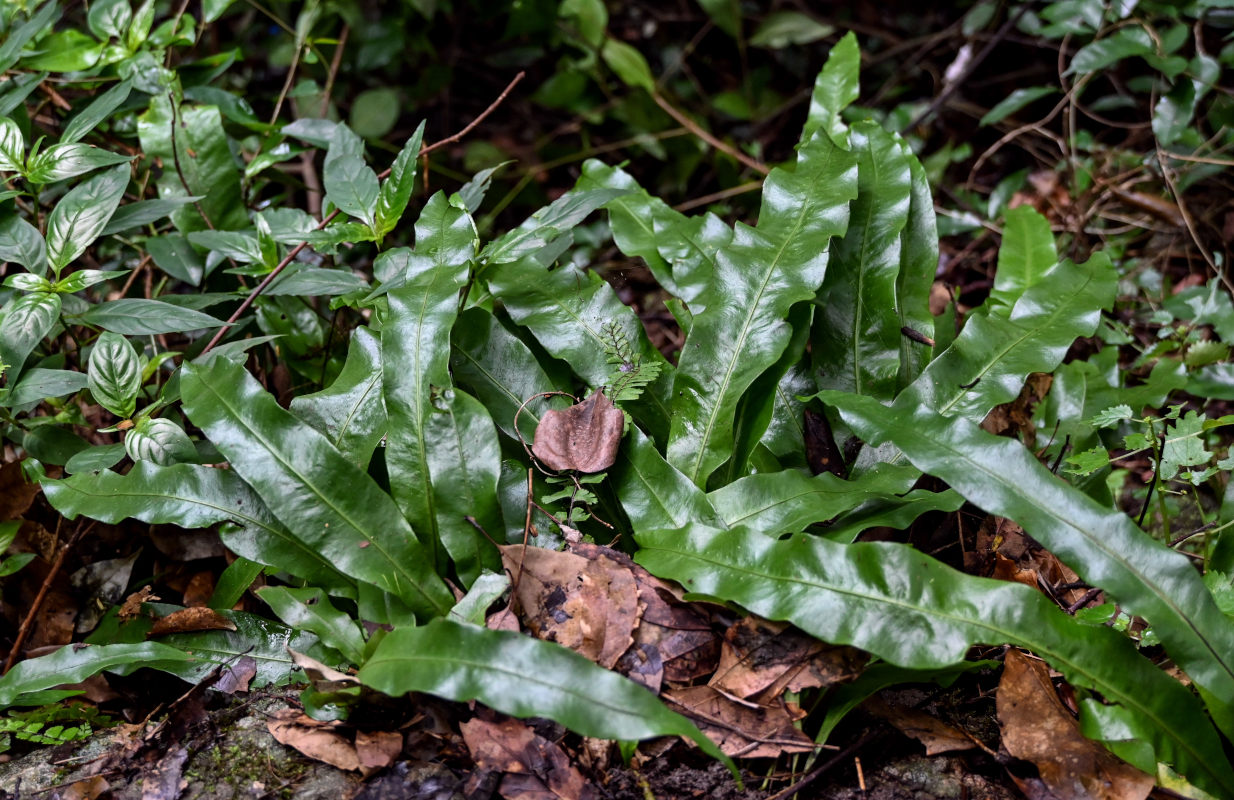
210,656 -> 257,695
267,709 -> 360,772
118,585 -> 159,620
140,745 -> 188,800
461,717 -> 595,800
532,390 -> 625,473
500,544 -> 638,669
863,695 -> 976,756
148,607 -> 237,636
662,685 -> 815,759
356,729 -> 403,773
709,616 -> 864,701
0,459 -> 42,520
998,649 -> 1154,800
60,776 -> 110,800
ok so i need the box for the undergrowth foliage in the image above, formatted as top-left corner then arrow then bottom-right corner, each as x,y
1,3 -> 1234,794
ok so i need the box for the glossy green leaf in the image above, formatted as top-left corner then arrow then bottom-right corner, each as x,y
181,358 -> 453,616
45,164 -> 129,275
820,489 -> 965,543
422,388 -> 504,585
125,417 -> 197,466
450,571 -> 511,625
61,78 -> 133,144
21,424 -> 88,465
359,617 -> 734,772
43,461 -> 356,597
87,0 -> 130,39
257,587 -> 367,665
481,188 -> 626,266
0,211 -> 47,275
979,86 -> 1058,126
80,299 -> 225,335
0,643 -> 190,708
600,39 -> 654,93
635,523 -> 1234,798
758,362 -> 814,469
144,234 -> 205,285
823,390 -> 1234,736
895,253 -> 1116,420
101,196 -> 203,236
290,327 -> 385,467
667,131 -> 857,486
803,32 -> 859,147
187,229 -> 262,263
610,428 -> 724,532
708,463 -> 934,535
264,266 -> 369,297
4,273 -> 50,292
370,192 -> 476,295
137,96 -> 247,232
382,245 -> 471,569
813,121 -> 912,400
487,258 -> 673,442
375,121 -> 425,236
52,268 -> 128,293
8,368 -> 88,406
87,331 -> 140,418
988,205 -> 1057,315
0,117 -> 25,173
209,557 -> 265,610
895,145 -> 937,388
25,143 -> 131,184
0,2 -> 61,73
1067,25 -> 1155,74
449,307 -> 567,442
0,291 -> 61,386
63,443 -> 124,474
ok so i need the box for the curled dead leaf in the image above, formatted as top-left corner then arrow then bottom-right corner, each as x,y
148,607 -> 237,636
532,390 -> 624,473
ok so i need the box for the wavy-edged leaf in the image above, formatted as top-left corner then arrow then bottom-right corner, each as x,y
667,132 -> 857,486
895,253 -> 1116,420
383,254 -> 470,569
290,326 -> 385,466
803,31 -> 859,147
450,307 -> 568,442
708,463 -> 939,535
758,362 -> 815,470
358,617 -> 735,772
45,164 -> 129,275
257,587 -> 366,665
43,461 -> 356,597
987,205 -> 1057,315
610,427 -> 725,532
0,291 -> 60,386
181,358 -> 452,617
813,121 -> 912,400
488,259 -> 673,442
0,643 -> 190,708
824,390 -> 1234,736
375,121 -> 425,236
481,188 -> 626,266
635,524 -> 1234,798
895,145 -> 937,388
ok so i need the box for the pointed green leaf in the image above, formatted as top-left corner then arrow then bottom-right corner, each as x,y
187,230 -> 263,263
895,146 -> 937,388
0,643 -> 190,708
635,524 -> 1234,798
61,79 -> 133,144
257,587 -> 367,665
600,39 -> 655,93
988,205 -> 1057,315
181,358 -> 453,617
8,368 -> 88,406
324,153 -> 379,230
101,196 -> 203,236
979,86 -> 1058,127
43,461 -> 356,597
803,32 -> 859,147
263,266 -> 369,297
0,2 -> 61,73
87,331 -> 140,418
824,390 -> 1234,735
45,164 -> 129,275
0,291 -> 61,386
813,122 -> 912,400
610,427 -> 725,532
667,132 -> 857,486
481,188 -> 627,266
79,299 -> 226,336
359,618 -> 735,772
290,327 -> 385,467
52,268 -> 128,293
25,143 -> 132,184
0,211 -> 47,275
376,121 -> 425,236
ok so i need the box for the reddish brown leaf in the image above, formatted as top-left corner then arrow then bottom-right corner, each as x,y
148,607 -> 237,636
267,709 -> 361,772
863,695 -> 976,756
662,685 -> 814,759
532,390 -> 625,473
709,616 -> 864,701
997,649 -> 1154,800
118,586 -> 159,620
461,717 -> 595,800
356,729 -> 403,774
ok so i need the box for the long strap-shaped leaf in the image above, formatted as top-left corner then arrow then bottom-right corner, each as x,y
359,618 -> 736,776
668,132 -> 858,487
0,643 -> 191,707
635,524 -> 1234,797
290,326 -> 385,468
182,359 -> 453,617
824,391 -> 1234,734
43,462 -> 356,597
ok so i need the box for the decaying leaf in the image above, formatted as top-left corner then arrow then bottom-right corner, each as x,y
709,615 -> 864,700
863,695 -> 976,756
118,585 -> 159,620
462,716 -> 595,800
267,709 -> 360,772
0,459 -> 42,520
148,607 -> 237,636
531,390 -> 625,473
662,685 -> 815,758
997,649 -> 1154,800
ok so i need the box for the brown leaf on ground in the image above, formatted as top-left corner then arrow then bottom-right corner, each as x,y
140,745 -> 188,800
997,649 -> 1154,800
461,716 -> 595,800
863,695 -> 976,756
0,459 -> 41,520
662,685 -> 815,759
356,730 -> 404,773
267,709 -> 361,772
500,544 -> 639,669
532,390 -> 625,473
981,373 -> 1052,444
61,776 -> 110,800
118,585 -> 159,620
148,607 -> 237,636
708,616 -> 864,701
210,656 -> 257,694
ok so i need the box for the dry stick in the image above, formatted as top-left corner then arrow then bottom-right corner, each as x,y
765,730 -> 885,800
1157,143 -> 1234,296
650,91 -> 770,176
674,179 -> 763,212
200,71 -> 526,355
3,521 -> 92,675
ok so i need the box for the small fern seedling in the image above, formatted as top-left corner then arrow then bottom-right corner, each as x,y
600,321 -> 660,405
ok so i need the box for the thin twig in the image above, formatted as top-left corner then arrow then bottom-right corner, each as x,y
650,91 -> 770,175
318,24 -> 349,118
3,521 -> 91,675
674,179 -> 763,212
200,71 -> 526,355
1157,142 -> 1234,295
765,730 -> 885,800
